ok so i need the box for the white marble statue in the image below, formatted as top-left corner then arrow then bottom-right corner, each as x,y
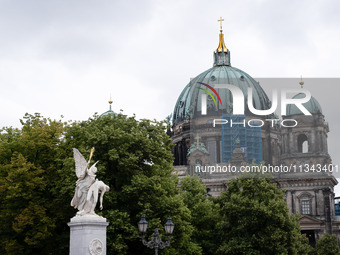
71,148 -> 110,217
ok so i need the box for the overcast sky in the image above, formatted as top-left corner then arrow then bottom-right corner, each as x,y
1,0 -> 339,192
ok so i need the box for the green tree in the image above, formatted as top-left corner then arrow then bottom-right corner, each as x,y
61,113 -> 201,254
215,177 -> 312,255
0,112 -> 204,254
179,175 -> 220,255
316,233 -> 340,255
0,112 -> 319,255
0,113 -> 69,254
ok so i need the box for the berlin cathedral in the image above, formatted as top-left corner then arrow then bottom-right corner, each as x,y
169,18 -> 339,246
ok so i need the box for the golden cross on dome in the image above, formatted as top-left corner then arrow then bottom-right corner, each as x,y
218,17 -> 224,31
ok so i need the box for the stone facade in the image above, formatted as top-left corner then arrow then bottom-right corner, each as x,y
171,109 -> 339,246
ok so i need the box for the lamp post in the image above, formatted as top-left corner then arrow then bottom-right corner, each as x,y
137,215 -> 175,255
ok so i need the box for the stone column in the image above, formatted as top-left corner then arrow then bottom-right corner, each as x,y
68,216 -> 109,255
323,188 -> 332,234
294,192 -> 300,214
318,189 -> 324,217
286,190 -> 292,214
311,129 -> 316,153
207,139 -> 217,164
314,190 -> 319,216
311,195 -> 316,216
291,191 -> 296,214
288,132 -> 293,154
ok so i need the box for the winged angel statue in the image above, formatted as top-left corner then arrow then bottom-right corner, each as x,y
71,148 -> 110,217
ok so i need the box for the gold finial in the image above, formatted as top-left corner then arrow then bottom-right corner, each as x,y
216,17 -> 227,53
108,94 -> 113,105
299,76 -> 304,88
214,16 -> 230,65
218,17 -> 224,32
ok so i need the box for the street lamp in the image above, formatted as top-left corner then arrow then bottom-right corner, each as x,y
137,214 -> 148,234
138,215 -> 175,255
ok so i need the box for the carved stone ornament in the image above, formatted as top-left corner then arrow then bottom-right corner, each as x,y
89,238 -> 103,255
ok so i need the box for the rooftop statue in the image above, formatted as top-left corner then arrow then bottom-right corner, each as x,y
71,148 -> 110,217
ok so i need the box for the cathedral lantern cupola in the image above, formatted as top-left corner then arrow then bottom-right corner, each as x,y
214,17 -> 230,66
100,96 -> 117,117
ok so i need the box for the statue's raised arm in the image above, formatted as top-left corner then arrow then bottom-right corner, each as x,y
71,147 -> 108,217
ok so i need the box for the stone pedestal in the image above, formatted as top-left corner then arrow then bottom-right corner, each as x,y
68,216 -> 109,255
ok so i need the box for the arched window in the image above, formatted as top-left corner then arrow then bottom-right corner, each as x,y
301,200 -> 311,215
298,192 -> 313,215
298,134 -> 308,153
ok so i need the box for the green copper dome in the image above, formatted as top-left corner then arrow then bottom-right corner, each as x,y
172,65 -> 272,125
100,99 -> 117,117
286,93 -> 322,116
100,108 -> 116,117
172,28 -> 273,125
172,27 -> 272,125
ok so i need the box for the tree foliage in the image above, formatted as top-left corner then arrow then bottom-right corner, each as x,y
215,177 -> 313,255
61,113 -> 202,254
316,233 -> 340,255
0,113 -> 68,254
179,175 -> 220,254
0,113 -> 319,254
0,113 -> 202,254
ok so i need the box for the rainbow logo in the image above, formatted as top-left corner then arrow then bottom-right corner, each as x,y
197,82 -> 222,108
